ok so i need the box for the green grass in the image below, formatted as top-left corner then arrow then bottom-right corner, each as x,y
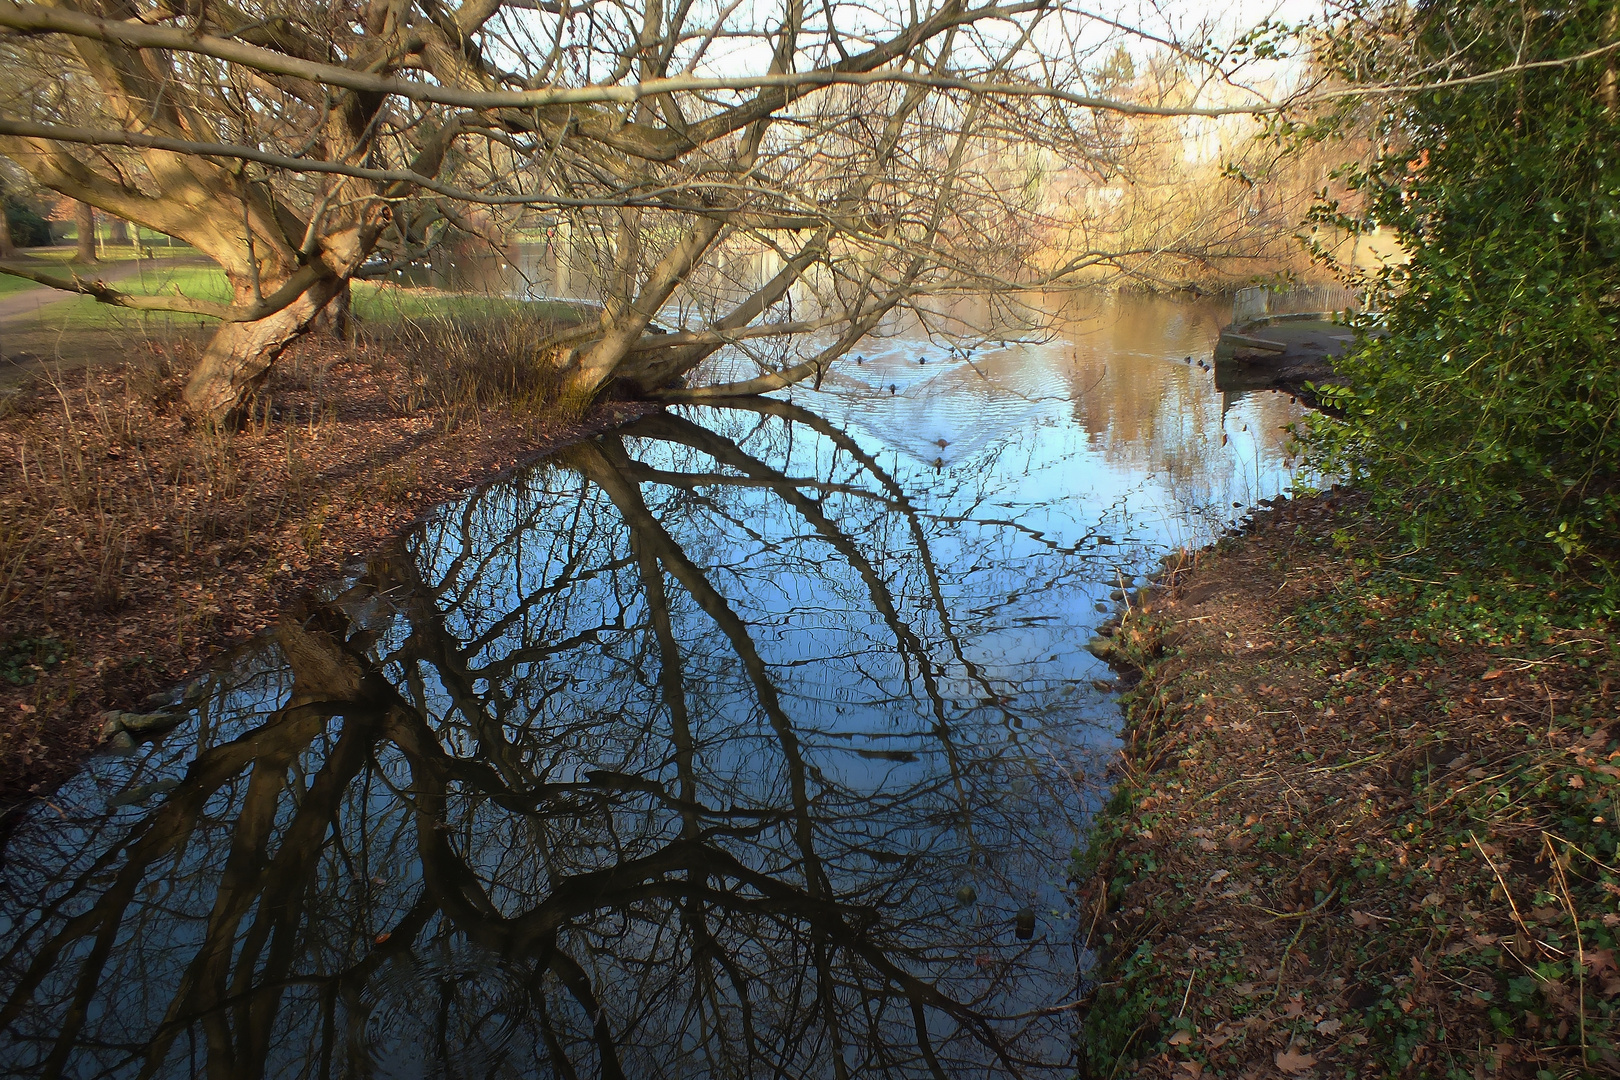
28,242 -> 202,264
0,274 -> 41,298
5,266 -> 584,335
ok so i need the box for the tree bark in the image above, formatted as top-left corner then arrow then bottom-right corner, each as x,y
183,276 -> 347,426
309,279 -> 351,340
107,216 -> 130,245
0,197 -> 13,259
73,200 -> 96,262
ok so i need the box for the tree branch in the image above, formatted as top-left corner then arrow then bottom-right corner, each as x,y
0,260 -> 329,321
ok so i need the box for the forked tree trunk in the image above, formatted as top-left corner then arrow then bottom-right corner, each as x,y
559,217 -> 725,408
183,276 -> 347,426
73,201 -> 96,262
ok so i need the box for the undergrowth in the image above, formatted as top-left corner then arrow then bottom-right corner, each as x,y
1074,495 -> 1620,1079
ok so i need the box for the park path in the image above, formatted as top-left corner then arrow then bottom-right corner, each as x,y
0,258 -> 183,323
0,256 -> 214,391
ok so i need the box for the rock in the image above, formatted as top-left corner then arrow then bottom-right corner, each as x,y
106,730 -> 136,755
1086,637 -> 1116,661
1015,906 -> 1036,940
1108,588 -> 1126,601
101,712 -> 125,738
108,710 -> 184,735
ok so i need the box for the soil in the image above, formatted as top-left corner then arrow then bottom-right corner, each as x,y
1078,493 -> 1620,1079
0,333 -> 657,809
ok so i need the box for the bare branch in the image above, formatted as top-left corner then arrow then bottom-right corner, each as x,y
0,260 -> 327,321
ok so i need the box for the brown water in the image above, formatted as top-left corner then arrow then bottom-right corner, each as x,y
0,295 -> 1306,1078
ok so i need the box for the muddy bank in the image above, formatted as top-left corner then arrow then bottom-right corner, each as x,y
0,336 -> 657,808
1077,493 -> 1620,1078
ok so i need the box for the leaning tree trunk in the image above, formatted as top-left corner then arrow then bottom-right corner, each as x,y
183,276 -> 347,426
73,201 -> 96,262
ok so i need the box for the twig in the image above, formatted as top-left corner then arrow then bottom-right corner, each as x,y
1270,914 -> 1311,1003
1471,830 -> 1563,960
1545,833 -> 1587,1059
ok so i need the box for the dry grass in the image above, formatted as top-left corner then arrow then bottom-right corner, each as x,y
0,316 -> 653,807
356,307 -> 575,429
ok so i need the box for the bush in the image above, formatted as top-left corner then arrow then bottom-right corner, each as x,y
1308,0 -> 1620,592
5,199 -> 53,247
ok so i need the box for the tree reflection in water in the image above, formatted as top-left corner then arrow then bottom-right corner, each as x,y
0,402 -> 1130,1079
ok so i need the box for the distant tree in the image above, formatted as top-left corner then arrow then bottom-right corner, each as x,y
0,180 -> 12,258
3,199 -> 52,247
72,200 -> 94,262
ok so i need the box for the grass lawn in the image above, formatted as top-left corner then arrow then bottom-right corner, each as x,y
0,274 -> 41,298
10,265 -> 580,329
28,242 -> 203,264
2,267 -> 584,382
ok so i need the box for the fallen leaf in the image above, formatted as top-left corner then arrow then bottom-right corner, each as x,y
1569,775 -> 1586,789
1167,1029 -> 1193,1046
1351,910 -> 1376,928
1316,1018 -> 1343,1036
1283,1000 -> 1306,1018
1208,869 -> 1230,885
1177,1062 -> 1203,1077
1275,1049 -> 1317,1073
1481,669 -> 1503,680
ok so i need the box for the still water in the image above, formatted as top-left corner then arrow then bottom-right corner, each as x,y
0,295 -> 1305,1078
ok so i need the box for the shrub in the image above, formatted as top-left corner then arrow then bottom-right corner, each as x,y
1308,0 -> 1620,593
5,199 -> 53,247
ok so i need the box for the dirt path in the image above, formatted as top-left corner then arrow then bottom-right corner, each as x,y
1077,495 -> 1619,1079
0,258 -> 216,392
0,259 -> 158,322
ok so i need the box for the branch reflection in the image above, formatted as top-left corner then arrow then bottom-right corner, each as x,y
1,403 -> 1121,1079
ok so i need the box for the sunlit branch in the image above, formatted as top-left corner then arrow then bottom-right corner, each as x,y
0,259 -> 326,321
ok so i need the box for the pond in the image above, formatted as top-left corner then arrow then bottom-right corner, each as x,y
0,295 -> 1306,1078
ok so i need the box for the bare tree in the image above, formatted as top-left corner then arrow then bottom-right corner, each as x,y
0,0 -> 1095,423
0,402 -> 1107,1076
